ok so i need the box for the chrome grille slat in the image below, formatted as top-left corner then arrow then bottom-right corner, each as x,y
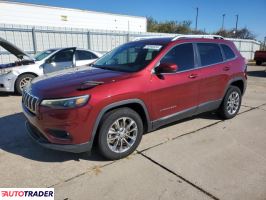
22,90 -> 39,114
27,94 -> 31,109
25,93 -> 29,107
30,97 -> 34,110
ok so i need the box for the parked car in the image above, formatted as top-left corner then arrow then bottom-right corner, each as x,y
0,37 -> 102,94
22,35 -> 247,160
254,50 -> 266,65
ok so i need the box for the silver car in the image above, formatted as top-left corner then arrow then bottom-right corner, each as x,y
0,37 -> 102,94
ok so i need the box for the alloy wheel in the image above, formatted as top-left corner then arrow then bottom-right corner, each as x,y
226,91 -> 240,115
107,117 -> 138,153
19,76 -> 33,91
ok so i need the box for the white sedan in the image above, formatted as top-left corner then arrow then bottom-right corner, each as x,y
0,37 -> 102,94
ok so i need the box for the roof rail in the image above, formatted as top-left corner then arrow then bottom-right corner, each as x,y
133,35 -> 174,41
171,34 -> 224,41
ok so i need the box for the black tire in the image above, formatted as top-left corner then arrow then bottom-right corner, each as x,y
15,74 -> 36,95
256,60 -> 262,66
218,86 -> 242,119
97,107 -> 143,160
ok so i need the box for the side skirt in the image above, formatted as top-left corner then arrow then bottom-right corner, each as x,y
151,99 -> 222,130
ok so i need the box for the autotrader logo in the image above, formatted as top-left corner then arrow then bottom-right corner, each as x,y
0,188 -> 54,200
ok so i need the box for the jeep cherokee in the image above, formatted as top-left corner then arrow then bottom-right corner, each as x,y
22,35 -> 247,160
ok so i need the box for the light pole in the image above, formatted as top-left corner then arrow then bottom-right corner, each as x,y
222,14 -> 225,30
234,14 -> 239,38
235,14 -> 239,31
264,36 -> 266,50
195,7 -> 199,31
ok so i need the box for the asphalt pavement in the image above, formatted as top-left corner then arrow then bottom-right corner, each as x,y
0,64 -> 265,200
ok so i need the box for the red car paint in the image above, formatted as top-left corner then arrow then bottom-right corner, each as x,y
22,37 -> 247,153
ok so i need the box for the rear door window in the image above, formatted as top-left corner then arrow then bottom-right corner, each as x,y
197,43 -> 223,66
221,44 -> 236,60
76,50 -> 98,60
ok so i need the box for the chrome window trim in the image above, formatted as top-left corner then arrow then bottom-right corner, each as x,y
195,56 -> 238,70
152,41 -> 238,76
195,42 -> 237,69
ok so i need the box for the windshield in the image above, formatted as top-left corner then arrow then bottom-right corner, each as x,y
34,49 -> 57,61
93,43 -> 164,72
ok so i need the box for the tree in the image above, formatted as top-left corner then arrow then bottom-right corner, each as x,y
147,17 -> 256,40
147,17 -> 204,34
214,27 -> 256,39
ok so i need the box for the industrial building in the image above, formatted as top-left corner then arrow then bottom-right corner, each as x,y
0,1 -> 147,32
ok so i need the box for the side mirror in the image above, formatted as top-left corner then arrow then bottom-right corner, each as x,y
45,58 -> 52,64
155,63 -> 178,74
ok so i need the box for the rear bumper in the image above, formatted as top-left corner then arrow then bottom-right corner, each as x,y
25,120 -> 93,153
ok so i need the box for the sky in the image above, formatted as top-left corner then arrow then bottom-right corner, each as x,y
14,0 -> 266,41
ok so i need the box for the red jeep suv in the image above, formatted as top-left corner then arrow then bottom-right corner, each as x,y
22,35 -> 247,160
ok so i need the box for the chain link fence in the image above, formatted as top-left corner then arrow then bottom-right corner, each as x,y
0,23 -> 260,64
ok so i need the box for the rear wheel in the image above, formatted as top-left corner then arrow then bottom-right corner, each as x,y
15,74 -> 36,95
218,86 -> 242,119
97,108 -> 143,160
256,60 -> 262,66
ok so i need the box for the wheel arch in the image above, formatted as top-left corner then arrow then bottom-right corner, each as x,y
14,72 -> 38,93
224,77 -> 246,97
90,99 -> 152,145
230,80 -> 244,94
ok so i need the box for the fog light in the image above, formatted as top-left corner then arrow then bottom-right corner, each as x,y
48,129 -> 72,140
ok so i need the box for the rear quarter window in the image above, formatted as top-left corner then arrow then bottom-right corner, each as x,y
197,43 -> 223,66
221,44 -> 236,60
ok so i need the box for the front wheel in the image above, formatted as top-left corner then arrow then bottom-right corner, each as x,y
218,86 -> 242,119
15,74 -> 36,95
97,108 -> 143,160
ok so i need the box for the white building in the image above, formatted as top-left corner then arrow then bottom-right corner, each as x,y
0,1 -> 147,32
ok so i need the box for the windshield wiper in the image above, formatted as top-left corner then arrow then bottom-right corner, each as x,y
93,65 -> 130,72
93,65 -> 116,71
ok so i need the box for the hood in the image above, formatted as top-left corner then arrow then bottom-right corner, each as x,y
30,66 -> 130,98
0,37 -> 34,60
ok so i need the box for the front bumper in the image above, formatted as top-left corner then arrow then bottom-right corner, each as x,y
22,101 -> 96,153
0,72 -> 16,92
25,120 -> 93,153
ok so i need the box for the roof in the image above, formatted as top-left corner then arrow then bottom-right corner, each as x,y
130,37 -> 174,45
131,35 -> 229,45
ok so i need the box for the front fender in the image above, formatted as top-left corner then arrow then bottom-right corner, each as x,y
90,98 -> 152,143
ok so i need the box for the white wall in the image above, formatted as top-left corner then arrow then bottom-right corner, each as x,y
0,1 -> 147,32
228,38 -> 261,61
0,25 -> 260,64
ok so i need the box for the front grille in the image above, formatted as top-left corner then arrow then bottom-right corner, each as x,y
22,90 -> 39,114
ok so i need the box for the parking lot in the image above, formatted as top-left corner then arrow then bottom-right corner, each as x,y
0,64 -> 266,200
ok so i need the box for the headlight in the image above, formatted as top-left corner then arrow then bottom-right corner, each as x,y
41,95 -> 90,109
0,68 -> 12,75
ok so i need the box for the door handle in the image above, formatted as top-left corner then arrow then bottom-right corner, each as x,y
223,66 -> 230,71
188,74 -> 198,79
